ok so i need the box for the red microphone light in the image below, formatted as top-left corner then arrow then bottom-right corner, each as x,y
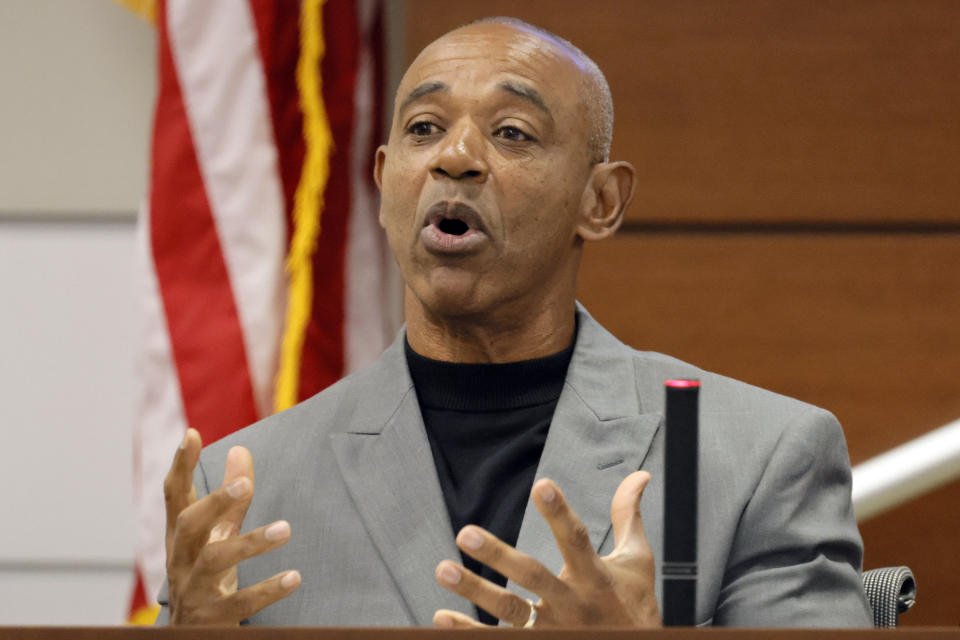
665,379 -> 701,388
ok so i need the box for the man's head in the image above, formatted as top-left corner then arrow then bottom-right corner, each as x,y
374,18 -> 635,323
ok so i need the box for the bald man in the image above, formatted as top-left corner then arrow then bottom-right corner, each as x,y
158,18 -> 872,628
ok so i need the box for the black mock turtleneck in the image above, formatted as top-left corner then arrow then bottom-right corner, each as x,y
404,335 -> 575,624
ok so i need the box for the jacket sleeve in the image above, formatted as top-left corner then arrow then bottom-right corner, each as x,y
713,408 -> 873,627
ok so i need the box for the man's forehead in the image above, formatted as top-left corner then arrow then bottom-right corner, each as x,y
397,24 -> 582,105
397,78 -> 552,119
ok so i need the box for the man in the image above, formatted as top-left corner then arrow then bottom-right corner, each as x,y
158,17 -> 872,627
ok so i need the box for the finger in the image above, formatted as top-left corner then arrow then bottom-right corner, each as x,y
193,520 -> 292,577
434,609 -> 487,629
221,569 -> 301,623
610,471 -> 652,554
164,429 -> 202,533
168,474 -> 254,570
453,526 -> 566,601
434,559 -> 542,627
223,445 -> 254,486
433,609 -> 487,629
531,478 -> 603,577
209,446 -> 255,542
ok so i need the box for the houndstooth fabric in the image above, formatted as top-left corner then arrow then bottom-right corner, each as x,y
862,566 -> 917,628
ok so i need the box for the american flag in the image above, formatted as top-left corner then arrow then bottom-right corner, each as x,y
126,0 -> 398,622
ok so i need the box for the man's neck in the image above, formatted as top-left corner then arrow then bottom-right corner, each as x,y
404,292 -> 577,364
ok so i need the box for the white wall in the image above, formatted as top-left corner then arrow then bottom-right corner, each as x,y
0,0 -> 156,213
0,0 -> 155,625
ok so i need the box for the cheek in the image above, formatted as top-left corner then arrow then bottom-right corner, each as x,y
379,165 -> 420,226
502,184 -> 579,248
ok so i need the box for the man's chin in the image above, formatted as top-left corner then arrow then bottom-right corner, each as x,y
418,290 -> 489,319
410,272 -> 496,320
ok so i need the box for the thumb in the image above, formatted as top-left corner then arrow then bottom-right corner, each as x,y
610,470 -> 651,553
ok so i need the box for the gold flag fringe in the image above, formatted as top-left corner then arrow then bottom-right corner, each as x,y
274,0 -> 333,412
112,0 -> 156,24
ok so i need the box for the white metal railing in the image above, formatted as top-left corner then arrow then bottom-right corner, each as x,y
852,417 -> 960,521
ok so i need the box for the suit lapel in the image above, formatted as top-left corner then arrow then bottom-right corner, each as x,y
329,307 -> 668,624
508,306 -> 662,605
330,338 -> 473,625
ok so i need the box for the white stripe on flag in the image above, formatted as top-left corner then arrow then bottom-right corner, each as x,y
133,202 -> 189,602
166,0 -> 287,417
345,0 -> 399,373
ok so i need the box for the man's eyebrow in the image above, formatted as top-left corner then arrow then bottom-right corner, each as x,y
398,81 -> 448,114
498,81 -> 552,116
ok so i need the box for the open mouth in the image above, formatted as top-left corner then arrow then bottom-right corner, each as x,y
437,218 -> 471,236
424,201 -> 486,235
421,201 -> 488,253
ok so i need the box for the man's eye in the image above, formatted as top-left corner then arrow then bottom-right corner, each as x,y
494,126 -> 531,142
408,121 -> 439,136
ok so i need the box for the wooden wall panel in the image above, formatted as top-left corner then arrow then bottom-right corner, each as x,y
578,234 -> 960,460
404,0 -> 960,224
859,482 -> 960,626
578,233 -> 960,625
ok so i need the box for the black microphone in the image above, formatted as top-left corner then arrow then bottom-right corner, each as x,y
662,379 -> 699,626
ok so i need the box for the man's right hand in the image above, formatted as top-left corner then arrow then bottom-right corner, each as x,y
163,428 -> 301,625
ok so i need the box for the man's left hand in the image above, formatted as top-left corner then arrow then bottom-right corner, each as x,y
433,471 -> 662,628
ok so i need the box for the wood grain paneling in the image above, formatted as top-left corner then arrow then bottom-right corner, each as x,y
404,0 -> 960,224
578,232 -> 960,625
579,233 -> 960,460
860,482 -> 960,626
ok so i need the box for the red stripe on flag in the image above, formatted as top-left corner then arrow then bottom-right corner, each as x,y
127,565 -> 149,617
150,1 -> 260,442
297,0 -> 361,400
248,0 -> 304,247
368,3 -> 386,195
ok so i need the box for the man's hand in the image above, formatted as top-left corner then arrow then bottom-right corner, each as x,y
163,428 -> 301,625
432,471 -> 661,628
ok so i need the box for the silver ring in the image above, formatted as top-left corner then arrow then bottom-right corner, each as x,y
521,598 -> 537,628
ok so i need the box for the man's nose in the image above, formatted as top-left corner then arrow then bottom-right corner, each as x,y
430,121 -> 488,183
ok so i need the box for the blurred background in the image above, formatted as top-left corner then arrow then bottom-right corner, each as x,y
0,0 -> 957,626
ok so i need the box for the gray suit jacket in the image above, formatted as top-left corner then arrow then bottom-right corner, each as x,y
158,305 -> 872,627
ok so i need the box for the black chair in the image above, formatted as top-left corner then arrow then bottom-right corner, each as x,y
862,566 -> 916,628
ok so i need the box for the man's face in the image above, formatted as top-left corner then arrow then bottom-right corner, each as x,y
375,24 -> 595,318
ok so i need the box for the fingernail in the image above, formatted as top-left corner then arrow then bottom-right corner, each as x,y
539,483 -> 556,503
281,570 -> 301,590
179,430 -> 190,450
226,478 -> 250,499
459,528 -> 484,551
265,521 -> 290,542
438,563 -> 461,585
435,614 -> 454,628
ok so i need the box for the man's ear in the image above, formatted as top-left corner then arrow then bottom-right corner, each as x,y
373,145 -> 387,191
576,161 -> 636,241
